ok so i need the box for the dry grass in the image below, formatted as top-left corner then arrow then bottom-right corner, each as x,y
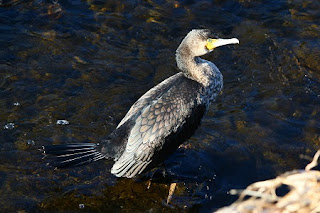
216,150 -> 320,213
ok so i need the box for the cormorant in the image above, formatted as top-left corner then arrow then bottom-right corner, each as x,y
43,29 -> 239,178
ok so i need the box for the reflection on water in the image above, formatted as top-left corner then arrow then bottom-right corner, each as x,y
0,0 -> 319,211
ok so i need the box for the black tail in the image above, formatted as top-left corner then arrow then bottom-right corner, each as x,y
42,143 -> 105,168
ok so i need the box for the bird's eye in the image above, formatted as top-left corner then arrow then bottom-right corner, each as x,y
207,38 -> 212,43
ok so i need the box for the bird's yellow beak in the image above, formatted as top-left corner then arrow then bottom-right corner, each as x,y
206,38 -> 239,50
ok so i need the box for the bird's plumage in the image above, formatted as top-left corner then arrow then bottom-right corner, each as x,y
42,29 -> 239,178
110,73 -> 206,177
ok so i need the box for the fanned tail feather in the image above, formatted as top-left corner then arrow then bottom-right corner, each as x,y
42,143 -> 105,168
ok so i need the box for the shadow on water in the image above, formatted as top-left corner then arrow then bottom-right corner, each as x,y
0,0 -> 320,212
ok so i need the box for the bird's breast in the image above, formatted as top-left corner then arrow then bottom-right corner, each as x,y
197,65 -> 223,105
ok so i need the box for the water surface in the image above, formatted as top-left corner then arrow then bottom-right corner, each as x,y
0,0 -> 319,212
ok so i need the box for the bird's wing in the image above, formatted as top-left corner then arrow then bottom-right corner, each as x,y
116,73 -> 185,128
111,74 -> 204,178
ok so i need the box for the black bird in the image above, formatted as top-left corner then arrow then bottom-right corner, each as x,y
43,29 -> 239,178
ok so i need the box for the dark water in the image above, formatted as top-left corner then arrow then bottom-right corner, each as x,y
1,0 -> 320,212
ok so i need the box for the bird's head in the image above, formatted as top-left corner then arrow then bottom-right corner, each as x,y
178,29 -> 239,57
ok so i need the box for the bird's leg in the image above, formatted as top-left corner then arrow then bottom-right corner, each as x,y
144,165 -> 176,203
146,169 -> 156,189
147,169 -> 158,189
146,165 -> 166,189
147,179 -> 152,189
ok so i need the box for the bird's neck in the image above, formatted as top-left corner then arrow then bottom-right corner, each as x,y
176,50 -> 217,87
